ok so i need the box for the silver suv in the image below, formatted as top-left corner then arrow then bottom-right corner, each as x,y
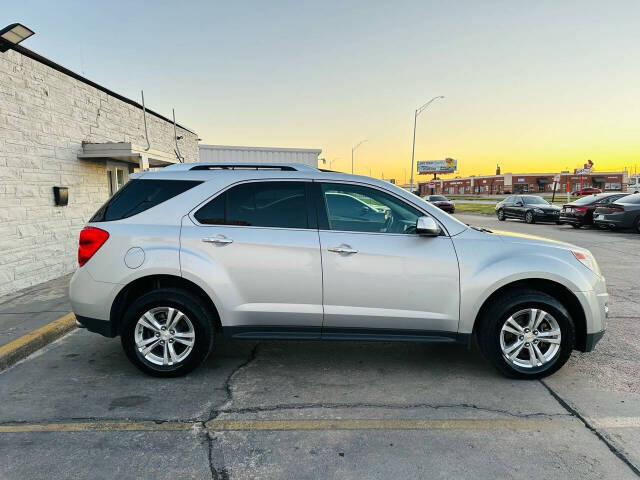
69,163 -> 608,378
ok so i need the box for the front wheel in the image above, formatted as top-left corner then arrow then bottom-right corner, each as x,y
121,288 -> 215,377
497,209 -> 506,221
634,216 -> 640,234
525,211 -> 535,224
477,289 -> 575,379
571,223 -> 581,229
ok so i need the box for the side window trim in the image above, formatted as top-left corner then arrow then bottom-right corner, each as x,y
190,179 -> 315,230
314,180 -> 448,236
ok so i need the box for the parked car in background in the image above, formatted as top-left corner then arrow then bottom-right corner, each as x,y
424,195 -> 455,213
560,193 -> 630,229
593,193 -> 640,233
571,187 -> 601,196
628,175 -> 640,194
69,163 -> 607,379
495,195 -> 561,224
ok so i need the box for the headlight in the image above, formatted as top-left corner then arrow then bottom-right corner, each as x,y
572,250 -> 601,275
534,208 -> 544,213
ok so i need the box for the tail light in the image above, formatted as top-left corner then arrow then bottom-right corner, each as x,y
608,205 -> 625,213
573,206 -> 588,216
78,227 -> 109,267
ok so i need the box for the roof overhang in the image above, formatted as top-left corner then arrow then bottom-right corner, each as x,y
78,142 -> 180,167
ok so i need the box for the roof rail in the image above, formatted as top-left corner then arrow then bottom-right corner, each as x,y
163,162 -> 318,172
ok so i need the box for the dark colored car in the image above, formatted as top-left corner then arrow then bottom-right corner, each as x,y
571,187 -> 602,196
560,193 -> 629,229
495,195 -> 561,224
424,195 -> 455,213
593,193 -> 640,233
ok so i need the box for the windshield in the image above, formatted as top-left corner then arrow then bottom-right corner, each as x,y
430,196 -> 447,201
523,196 -> 550,205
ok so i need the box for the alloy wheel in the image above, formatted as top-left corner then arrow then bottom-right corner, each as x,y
134,307 -> 195,366
499,308 -> 561,369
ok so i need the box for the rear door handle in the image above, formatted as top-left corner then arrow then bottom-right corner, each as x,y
202,237 -> 233,245
328,246 -> 358,254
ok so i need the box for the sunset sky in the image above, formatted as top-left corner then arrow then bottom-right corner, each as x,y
6,0 -> 640,180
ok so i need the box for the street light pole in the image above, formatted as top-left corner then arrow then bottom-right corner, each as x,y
410,96 -> 444,192
351,139 -> 367,174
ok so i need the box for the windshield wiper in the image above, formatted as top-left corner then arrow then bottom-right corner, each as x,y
467,225 -> 493,233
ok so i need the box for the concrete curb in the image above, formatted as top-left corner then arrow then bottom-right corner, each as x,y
0,312 -> 76,371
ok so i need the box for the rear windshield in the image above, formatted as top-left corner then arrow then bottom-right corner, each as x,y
620,193 -> 640,204
572,195 -> 599,205
90,179 -> 202,222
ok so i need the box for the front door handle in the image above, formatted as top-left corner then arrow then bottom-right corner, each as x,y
202,237 -> 233,245
328,246 -> 358,254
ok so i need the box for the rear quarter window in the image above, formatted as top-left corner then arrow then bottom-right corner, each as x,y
90,179 -> 202,222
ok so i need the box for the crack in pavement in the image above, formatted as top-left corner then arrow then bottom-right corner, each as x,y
205,342 -> 262,480
540,379 -> 640,477
215,402 -> 571,419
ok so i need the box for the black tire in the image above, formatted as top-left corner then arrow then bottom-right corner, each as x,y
634,216 -> 640,234
555,221 -> 562,225
121,288 -> 215,377
571,223 -> 581,229
476,289 -> 575,379
525,211 -> 535,224
497,209 -> 506,221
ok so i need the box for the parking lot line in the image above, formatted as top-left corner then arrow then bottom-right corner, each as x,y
0,312 -> 76,371
2,417 -> 639,434
0,420 -> 196,433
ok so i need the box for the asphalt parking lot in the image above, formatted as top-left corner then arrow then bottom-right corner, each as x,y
1,213 -> 639,479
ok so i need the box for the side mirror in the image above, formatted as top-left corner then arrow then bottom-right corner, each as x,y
515,201 -> 523,206
416,216 -> 441,236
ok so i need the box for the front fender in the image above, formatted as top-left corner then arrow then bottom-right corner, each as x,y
453,230 -> 600,334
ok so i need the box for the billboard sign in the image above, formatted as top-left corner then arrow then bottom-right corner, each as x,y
417,158 -> 457,174
574,168 -> 591,175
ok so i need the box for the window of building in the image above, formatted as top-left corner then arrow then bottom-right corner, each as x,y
195,181 -> 309,229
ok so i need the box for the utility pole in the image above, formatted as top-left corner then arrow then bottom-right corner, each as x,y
351,140 -> 367,174
410,96 -> 445,192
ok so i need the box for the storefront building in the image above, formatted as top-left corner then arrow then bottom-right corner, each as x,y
418,171 -> 628,196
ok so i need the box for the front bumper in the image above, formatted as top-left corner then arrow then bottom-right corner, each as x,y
573,277 -> 609,351
533,211 -> 561,222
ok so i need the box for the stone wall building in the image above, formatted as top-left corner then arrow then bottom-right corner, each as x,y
0,45 -> 199,295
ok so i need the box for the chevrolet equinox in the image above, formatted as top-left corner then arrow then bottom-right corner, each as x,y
70,163 -> 608,378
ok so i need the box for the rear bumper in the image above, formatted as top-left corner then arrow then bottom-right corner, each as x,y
593,212 -> 630,228
559,215 -> 583,226
75,315 -> 117,337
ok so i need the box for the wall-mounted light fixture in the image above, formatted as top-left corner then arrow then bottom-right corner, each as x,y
53,186 -> 68,207
0,23 -> 35,53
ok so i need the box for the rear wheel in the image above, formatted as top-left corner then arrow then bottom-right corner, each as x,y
477,289 -> 574,379
525,211 -> 535,224
571,223 -> 581,229
497,209 -> 506,221
121,288 -> 215,377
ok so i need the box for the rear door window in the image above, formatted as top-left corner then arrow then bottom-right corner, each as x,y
90,179 -> 202,222
194,181 -> 311,229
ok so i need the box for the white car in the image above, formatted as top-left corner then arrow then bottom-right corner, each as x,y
70,163 -> 608,378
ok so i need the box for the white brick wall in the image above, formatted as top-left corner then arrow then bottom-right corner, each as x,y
0,49 -> 199,295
